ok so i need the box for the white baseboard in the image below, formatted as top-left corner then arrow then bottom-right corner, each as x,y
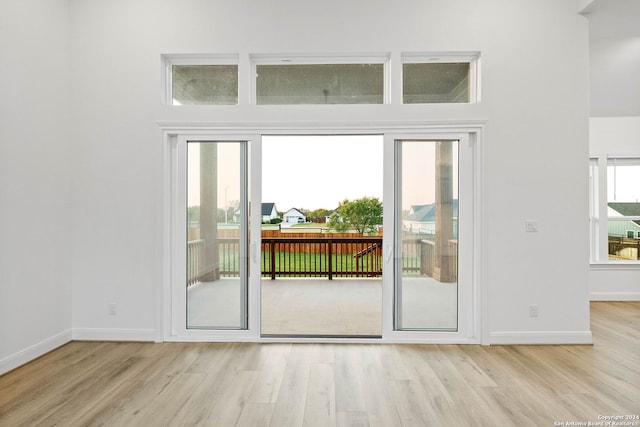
489,331 -> 593,345
72,328 -> 156,342
590,292 -> 640,301
0,329 -> 72,375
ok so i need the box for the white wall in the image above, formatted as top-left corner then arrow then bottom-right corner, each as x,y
0,0 -> 72,374
590,116 -> 640,156
67,0 -> 591,344
589,117 -> 640,300
590,38 -> 640,117
586,0 -> 640,117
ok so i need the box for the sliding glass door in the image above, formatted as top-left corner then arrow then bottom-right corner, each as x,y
260,135 -> 383,338
168,135 -> 256,339
394,139 -> 459,330
167,129 -> 479,342
382,133 -> 476,342
186,141 -> 248,329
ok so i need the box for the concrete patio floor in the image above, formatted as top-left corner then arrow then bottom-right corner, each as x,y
187,277 -> 457,336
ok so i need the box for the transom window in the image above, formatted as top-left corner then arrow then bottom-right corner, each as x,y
251,54 -> 389,105
163,54 -> 239,105
255,63 -> 384,105
163,53 -> 481,106
401,53 -> 480,104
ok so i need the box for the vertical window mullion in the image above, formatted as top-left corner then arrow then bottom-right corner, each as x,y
598,157 -> 609,262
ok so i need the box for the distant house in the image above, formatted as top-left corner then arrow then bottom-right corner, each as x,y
231,208 -> 241,223
232,203 -> 279,223
283,208 -> 306,224
261,203 -> 279,223
608,203 -> 640,238
403,200 -> 459,237
325,211 -> 335,223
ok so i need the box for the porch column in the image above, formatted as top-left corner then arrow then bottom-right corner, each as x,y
200,143 -> 220,281
433,141 -> 455,283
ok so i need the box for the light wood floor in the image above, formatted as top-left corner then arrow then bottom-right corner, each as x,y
1,302 -> 638,426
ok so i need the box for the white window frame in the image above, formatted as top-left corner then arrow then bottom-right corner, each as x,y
589,158 -> 601,262
401,51 -> 481,104
162,54 -> 240,106
162,52 -> 482,107
249,53 -> 391,105
590,155 -> 640,264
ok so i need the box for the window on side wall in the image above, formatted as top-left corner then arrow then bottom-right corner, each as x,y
590,157 -> 640,262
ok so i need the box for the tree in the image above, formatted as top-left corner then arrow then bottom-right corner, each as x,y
328,197 -> 382,234
307,208 -> 331,223
187,205 -> 200,224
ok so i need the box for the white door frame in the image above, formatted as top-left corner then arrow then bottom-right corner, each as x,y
161,123 -> 484,343
382,132 -> 481,343
163,131 -> 260,341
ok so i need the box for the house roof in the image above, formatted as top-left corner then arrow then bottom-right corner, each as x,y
283,208 -> 305,217
405,200 -> 459,222
609,202 -> 640,226
262,202 -> 276,216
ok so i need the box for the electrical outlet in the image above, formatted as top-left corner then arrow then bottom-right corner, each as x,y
108,303 -> 117,316
525,220 -> 538,232
529,304 -> 538,318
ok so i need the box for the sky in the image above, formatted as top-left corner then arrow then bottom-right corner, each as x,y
187,135 -> 461,212
608,164 -> 640,203
262,135 -> 383,211
188,142 -> 241,208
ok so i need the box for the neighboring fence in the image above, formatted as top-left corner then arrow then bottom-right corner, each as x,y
187,233 -> 458,284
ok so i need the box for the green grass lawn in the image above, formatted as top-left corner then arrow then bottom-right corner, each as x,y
288,223 -> 328,228
211,247 -> 419,277
260,250 -> 381,276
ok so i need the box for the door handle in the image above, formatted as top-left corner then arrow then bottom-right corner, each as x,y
385,243 -> 393,263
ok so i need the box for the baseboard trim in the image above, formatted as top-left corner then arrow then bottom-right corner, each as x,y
489,331 -> 593,345
72,328 -> 157,342
590,292 -> 640,301
0,329 -> 72,375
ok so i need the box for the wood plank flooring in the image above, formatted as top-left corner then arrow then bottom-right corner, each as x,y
1,302 -> 639,426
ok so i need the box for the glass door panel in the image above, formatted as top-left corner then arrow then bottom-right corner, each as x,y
186,141 -> 248,329
395,140 -> 459,331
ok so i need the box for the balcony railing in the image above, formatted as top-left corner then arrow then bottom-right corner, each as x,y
187,235 -> 457,284
608,236 -> 640,260
262,237 -> 383,280
417,239 -> 458,282
187,239 -> 205,286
